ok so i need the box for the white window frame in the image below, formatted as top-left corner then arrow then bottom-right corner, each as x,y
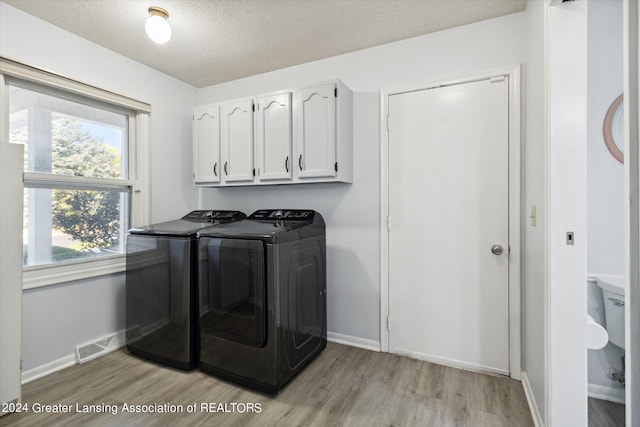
0,57 -> 150,289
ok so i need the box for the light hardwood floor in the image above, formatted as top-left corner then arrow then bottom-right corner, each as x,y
1,342 -> 534,426
589,397 -> 625,427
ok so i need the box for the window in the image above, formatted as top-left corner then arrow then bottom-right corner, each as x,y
10,82 -> 132,267
1,58 -> 150,288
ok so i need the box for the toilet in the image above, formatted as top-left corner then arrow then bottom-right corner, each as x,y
596,275 -> 625,349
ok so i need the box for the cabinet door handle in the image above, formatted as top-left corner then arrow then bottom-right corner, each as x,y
213,162 -> 217,176
224,161 -> 228,175
285,156 -> 289,172
298,154 -> 303,171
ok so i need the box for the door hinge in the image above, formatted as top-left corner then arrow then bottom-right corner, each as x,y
252,168 -> 256,177
252,103 -> 255,112
386,115 -> 390,131
387,316 -> 390,331
386,215 -> 390,230
335,162 -> 338,172
20,359 -> 23,370
490,75 -> 506,83
334,87 -> 338,98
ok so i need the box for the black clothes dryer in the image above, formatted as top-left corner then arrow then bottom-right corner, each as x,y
125,210 -> 246,370
198,209 -> 327,393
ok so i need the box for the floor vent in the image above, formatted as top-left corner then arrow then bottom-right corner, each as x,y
74,332 -> 125,364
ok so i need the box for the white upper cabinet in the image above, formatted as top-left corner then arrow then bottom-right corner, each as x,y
192,80 -> 352,187
192,105 -> 221,184
296,83 -> 336,179
221,98 -> 255,183
295,81 -> 352,183
256,92 -> 292,181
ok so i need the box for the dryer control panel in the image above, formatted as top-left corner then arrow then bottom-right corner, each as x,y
249,210 -> 315,221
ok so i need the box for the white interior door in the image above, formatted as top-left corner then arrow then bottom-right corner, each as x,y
388,77 -> 510,375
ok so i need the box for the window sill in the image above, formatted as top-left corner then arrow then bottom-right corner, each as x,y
23,255 -> 126,290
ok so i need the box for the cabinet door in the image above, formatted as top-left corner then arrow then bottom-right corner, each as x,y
221,99 -> 254,183
256,92 -> 292,181
296,83 -> 337,179
193,106 -> 220,184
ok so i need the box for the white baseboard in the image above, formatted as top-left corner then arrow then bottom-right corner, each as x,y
522,372 -> 544,427
22,354 -> 76,384
389,346 -> 509,377
327,331 -> 380,352
24,331 -> 377,384
588,383 -> 625,404
22,332 -> 126,384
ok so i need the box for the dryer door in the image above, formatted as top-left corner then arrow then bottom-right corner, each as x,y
199,238 -> 266,348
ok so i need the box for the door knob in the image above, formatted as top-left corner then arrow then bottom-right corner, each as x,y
491,244 -> 504,255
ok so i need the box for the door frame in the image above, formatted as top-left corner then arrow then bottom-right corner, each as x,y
624,0 -> 640,423
379,65 -> 522,379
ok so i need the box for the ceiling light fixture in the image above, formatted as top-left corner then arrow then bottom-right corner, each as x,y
145,6 -> 172,44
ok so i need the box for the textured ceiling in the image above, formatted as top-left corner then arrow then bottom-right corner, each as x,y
3,0 -> 527,88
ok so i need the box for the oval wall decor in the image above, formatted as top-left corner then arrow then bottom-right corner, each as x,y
603,94 -> 624,164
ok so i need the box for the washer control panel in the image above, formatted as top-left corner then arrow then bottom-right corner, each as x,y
182,210 -> 245,222
249,209 -> 315,221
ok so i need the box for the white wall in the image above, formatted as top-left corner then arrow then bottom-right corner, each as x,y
21,274 -> 125,370
587,0 -> 626,401
198,13 -> 526,343
0,2 -> 198,371
523,0 -> 547,422
588,0 -> 625,276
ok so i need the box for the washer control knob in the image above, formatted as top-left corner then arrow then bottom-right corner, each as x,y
274,210 -> 284,227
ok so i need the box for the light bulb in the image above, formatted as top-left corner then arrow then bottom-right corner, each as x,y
145,7 -> 171,44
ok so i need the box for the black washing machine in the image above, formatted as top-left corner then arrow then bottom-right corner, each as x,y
125,210 -> 246,370
198,209 -> 327,393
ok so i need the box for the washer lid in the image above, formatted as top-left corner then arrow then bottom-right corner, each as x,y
198,209 -> 324,243
128,210 -> 246,237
